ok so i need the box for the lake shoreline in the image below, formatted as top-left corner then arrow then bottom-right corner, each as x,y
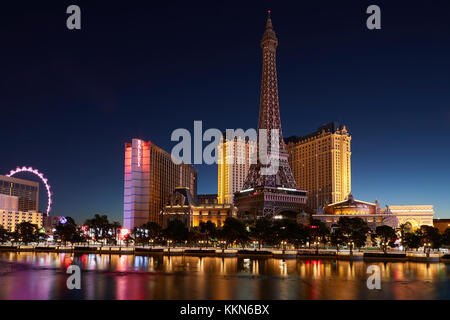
0,245 -> 447,263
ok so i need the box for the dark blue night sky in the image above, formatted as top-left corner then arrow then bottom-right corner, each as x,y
1,1 -> 449,223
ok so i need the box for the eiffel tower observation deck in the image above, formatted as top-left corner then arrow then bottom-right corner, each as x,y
234,12 -> 308,220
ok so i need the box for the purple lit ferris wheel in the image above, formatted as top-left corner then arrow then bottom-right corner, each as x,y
6,166 -> 53,216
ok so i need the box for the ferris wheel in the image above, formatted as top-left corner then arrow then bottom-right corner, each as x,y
6,166 -> 53,216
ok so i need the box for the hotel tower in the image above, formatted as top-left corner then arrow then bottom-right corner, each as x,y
123,138 -> 197,229
285,122 -> 352,210
217,136 -> 256,204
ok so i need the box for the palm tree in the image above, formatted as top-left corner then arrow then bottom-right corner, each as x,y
110,221 -> 121,245
84,214 -> 110,243
397,223 -> 411,250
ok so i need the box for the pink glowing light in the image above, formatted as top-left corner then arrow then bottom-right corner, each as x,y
6,166 -> 53,215
119,228 -> 131,240
137,139 -> 143,168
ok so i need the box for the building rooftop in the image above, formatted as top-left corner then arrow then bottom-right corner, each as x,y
284,122 -> 348,144
0,174 -> 39,187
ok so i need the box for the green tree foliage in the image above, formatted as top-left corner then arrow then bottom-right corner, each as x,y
271,219 -> 307,248
219,217 -> 249,249
402,232 -> 421,251
418,225 -> 442,249
54,217 -> 83,244
134,222 -> 162,245
375,225 -> 397,253
398,223 -> 412,243
14,222 -> 40,245
84,214 -> 111,242
0,225 -> 10,243
250,218 -> 273,249
187,226 -> 203,245
199,221 -> 217,243
163,220 -> 189,245
442,228 -> 450,247
330,228 -> 346,252
132,226 -> 146,245
309,218 -> 330,244
336,217 -> 370,253
110,221 -> 121,245
139,222 -> 162,245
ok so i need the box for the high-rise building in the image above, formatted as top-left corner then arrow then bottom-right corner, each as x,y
285,122 -> 351,211
234,13 -> 307,219
217,136 -> 256,204
123,138 -> 197,229
0,194 -> 19,211
0,210 -> 43,232
0,175 -> 39,212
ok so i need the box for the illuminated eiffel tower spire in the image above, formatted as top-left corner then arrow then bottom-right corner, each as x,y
243,12 -> 297,189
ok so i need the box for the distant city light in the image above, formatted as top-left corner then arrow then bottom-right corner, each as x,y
6,166 -> 53,215
59,216 -> 67,225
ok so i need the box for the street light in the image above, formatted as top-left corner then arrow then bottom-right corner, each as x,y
281,241 -> 287,252
219,240 -> 226,253
425,242 -> 432,256
348,241 -> 354,255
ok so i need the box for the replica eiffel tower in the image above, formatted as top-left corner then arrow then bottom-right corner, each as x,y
234,12 -> 308,219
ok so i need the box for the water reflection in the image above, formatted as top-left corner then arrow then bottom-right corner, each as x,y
0,252 -> 448,300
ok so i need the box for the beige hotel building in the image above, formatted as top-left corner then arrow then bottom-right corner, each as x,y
0,209 -> 43,232
217,135 -> 256,205
0,181 -> 43,232
285,122 -> 351,211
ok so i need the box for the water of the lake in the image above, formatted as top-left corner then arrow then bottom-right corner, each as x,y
0,252 -> 449,299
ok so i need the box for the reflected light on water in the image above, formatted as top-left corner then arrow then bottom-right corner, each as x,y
0,252 -> 448,300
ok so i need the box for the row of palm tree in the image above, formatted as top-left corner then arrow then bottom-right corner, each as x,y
1,214 -> 449,251
131,217 -> 450,251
